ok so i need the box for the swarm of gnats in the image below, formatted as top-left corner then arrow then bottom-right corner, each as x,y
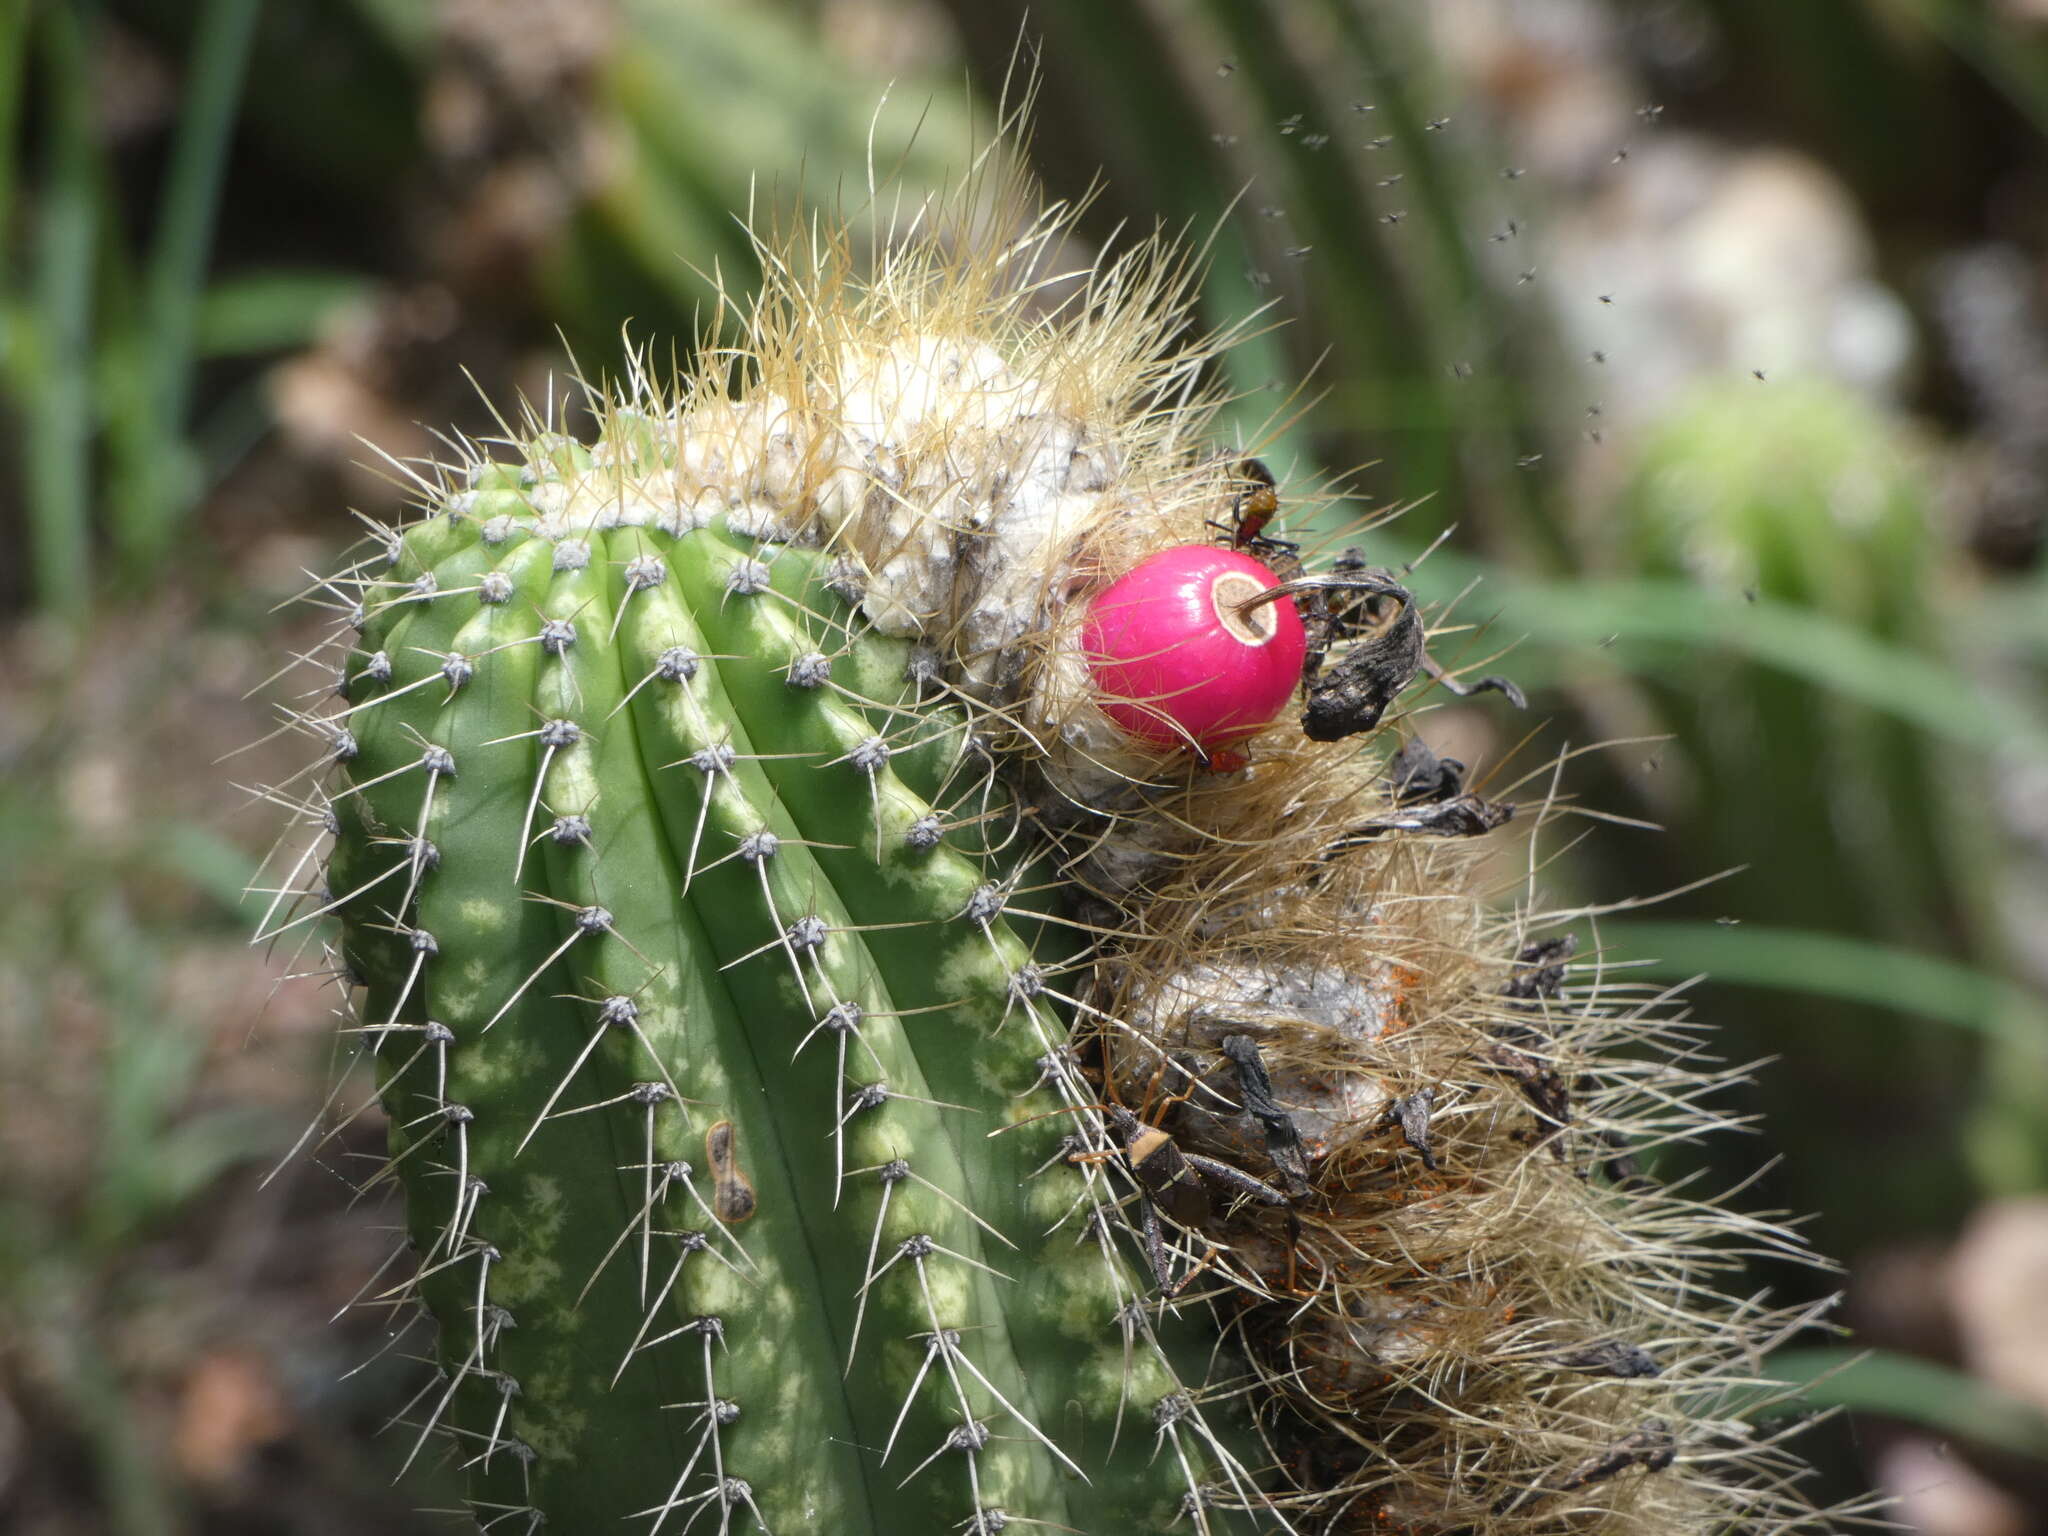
281,118 -> 1848,1534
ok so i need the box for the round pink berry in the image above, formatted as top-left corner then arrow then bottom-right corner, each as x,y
1081,544 -> 1307,753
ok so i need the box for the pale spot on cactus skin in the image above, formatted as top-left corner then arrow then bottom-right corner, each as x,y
932,941 -> 997,1006
690,1249 -> 751,1314
1019,1171 -> 1085,1235
521,1175 -> 568,1243
913,1257 -> 975,1326
508,1383 -> 587,1463
635,1001 -> 685,1045
1079,1342 -> 1170,1407
500,1253 -> 569,1319
454,1041 -> 531,1097
455,897 -> 514,934
970,1054 -> 1019,1103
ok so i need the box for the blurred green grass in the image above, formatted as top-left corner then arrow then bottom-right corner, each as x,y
7,0 -> 2048,1527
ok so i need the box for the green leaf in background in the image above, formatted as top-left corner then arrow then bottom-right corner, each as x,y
1496,577 -> 2048,763
1764,1347 -> 2048,1463
123,0 -> 262,574
1602,919 -> 2048,1048
194,268 -> 369,356
23,1 -> 97,617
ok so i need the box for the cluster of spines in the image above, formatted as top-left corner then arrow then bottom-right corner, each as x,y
248,430 -> 1284,1534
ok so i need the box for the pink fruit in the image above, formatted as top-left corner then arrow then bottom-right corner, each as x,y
1082,544 -> 1307,754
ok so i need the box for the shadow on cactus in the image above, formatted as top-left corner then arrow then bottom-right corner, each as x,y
249,110 -> 1849,1535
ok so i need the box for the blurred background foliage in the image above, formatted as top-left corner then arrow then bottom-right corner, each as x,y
6,0 -> 2048,1531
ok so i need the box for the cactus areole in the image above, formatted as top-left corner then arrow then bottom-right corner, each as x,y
258,118 -> 1833,1536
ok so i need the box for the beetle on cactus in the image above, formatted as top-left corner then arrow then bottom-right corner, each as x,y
254,110 -> 1841,1536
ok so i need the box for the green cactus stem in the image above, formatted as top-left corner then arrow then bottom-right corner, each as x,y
304,460 -> 1269,1534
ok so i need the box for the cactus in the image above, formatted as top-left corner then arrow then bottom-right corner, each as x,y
257,136 -> 1838,1534
311,502 -> 1252,1531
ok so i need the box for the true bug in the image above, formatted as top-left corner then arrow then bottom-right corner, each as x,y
1100,1103 -> 1288,1292
1057,1050 -> 1295,1293
1205,456 -> 1299,560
